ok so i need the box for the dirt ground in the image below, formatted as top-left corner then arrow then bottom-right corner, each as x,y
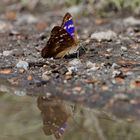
0,2 -> 140,119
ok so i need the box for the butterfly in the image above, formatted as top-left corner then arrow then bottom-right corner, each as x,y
37,96 -> 69,139
41,12 -> 78,58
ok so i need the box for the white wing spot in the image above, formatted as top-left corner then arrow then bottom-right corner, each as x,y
68,17 -> 72,20
59,39 -> 64,42
60,33 -> 67,37
68,24 -> 74,29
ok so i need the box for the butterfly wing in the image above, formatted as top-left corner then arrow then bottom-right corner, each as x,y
61,12 -> 77,42
41,26 -> 76,58
54,122 -> 67,139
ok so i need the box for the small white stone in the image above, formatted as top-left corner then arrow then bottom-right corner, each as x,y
42,71 -> 51,81
121,46 -> 127,51
16,60 -> 29,70
0,21 -> 13,32
112,70 -> 121,78
68,59 -> 82,67
67,59 -> 82,72
123,17 -> 140,26
114,93 -> 129,101
125,72 -> 133,76
14,90 -> 26,96
112,79 -> 116,84
111,63 -> 120,69
42,74 -> 50,81
91,30 -> 117,42
3,50 -> 13,56
65,70 -> 73,76
86,61 -> 99,71
45,92 -> 52,98
106,48 -> 112,52
86,61 -> 95,68
67,66 -> 77,73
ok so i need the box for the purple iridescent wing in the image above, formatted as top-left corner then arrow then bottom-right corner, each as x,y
54,122 -> 67,139
61,13 -> 77,41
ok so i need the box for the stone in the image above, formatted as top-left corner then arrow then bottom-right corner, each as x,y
3,50 -> 13,56
124,17 -> 140,26
91,30 -> 117,42
86,61 -> 99,71
16,60 -> 29,70
121,46 -> 127,51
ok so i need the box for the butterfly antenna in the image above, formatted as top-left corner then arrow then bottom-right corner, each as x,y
76,40 -> 87,58
79,40 -> 87,52
76,49 -> 80,59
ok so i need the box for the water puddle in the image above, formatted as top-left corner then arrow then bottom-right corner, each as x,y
1,92 -> 140,140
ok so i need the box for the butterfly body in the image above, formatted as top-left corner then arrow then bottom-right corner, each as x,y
41,13 -> 78,58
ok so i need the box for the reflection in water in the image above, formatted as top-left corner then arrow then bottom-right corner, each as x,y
37,96 -> 71,139
1,93 -> 140,140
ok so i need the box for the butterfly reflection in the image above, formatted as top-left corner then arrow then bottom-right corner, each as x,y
41,12 -> 78,58
37,96 -> 71,139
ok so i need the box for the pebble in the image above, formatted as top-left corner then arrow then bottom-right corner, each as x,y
86,61 -> 95,68
86,61 -> 99,71
9,30 -> 19,36
0,21 -> 13,32
111,63 -> 120,69
121,46 -> 127,51
65,70 -> 73,76
123,17 -> 140,26
12,49 -> 24,57
14,90 -> 26,96
73,86 -> 82,92
27,75 -> 33,81
68,59 -> 82,67
130,76 -> 140,88
42,74 -> 50,81
3,49 -> 24,57
125,72 -> 133,76
16,60 -> 29,70
18,68 -> 25,73
65,75 -> 72,80
113,93 -> 129,101
67,66 -> 77,73
0,69 -> 12,74
42,71 -> 51,81
16,14 -> 38,25
112,70 -> 121,78
3,50 -> 13,56
91,30 -> 117,42
106,48 -> 113,52
68,59 -> 82,72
